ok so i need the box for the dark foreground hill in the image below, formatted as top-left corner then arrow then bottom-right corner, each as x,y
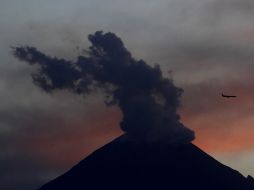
38,135 -> 254,190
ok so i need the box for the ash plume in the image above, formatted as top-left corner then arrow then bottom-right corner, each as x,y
13,31 -> 195,144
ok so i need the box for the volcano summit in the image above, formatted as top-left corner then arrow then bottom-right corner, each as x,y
37,135 -> 254,190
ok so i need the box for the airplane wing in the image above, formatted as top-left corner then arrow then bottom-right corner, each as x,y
222,93 -> 237,98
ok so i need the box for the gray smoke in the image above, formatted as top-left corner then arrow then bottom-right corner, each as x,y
13,31 -> 195,144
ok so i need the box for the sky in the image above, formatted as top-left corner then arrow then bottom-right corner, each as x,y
1,0 -> 254,189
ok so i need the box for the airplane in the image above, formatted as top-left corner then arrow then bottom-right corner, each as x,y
221,93 -> 237,98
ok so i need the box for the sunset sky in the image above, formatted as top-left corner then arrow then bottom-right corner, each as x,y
1,0 -> 254,190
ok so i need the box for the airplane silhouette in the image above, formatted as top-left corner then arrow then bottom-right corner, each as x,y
221,93 -> 237,98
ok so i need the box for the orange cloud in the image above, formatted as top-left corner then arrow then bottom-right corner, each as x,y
14,107 -> 123,169
179,76 -> 254,154
11,75 -> 254,170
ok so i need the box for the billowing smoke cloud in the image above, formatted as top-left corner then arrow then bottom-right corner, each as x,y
13,31 -> 194,144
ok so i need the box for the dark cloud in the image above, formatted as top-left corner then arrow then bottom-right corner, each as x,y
0,155 -> 53,190
13,31 -> 195,144
210,0 -> 254,13
170,41 -> 254,64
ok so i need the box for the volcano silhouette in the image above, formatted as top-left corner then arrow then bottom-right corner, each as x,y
38,135 -> 253,190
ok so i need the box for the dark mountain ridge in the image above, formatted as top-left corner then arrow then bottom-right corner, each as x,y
38,135 -> 254,190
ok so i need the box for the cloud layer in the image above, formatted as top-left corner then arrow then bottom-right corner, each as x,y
1,0 -> 254,189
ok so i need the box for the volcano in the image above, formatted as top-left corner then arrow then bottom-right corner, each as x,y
38,135 -> 254,190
